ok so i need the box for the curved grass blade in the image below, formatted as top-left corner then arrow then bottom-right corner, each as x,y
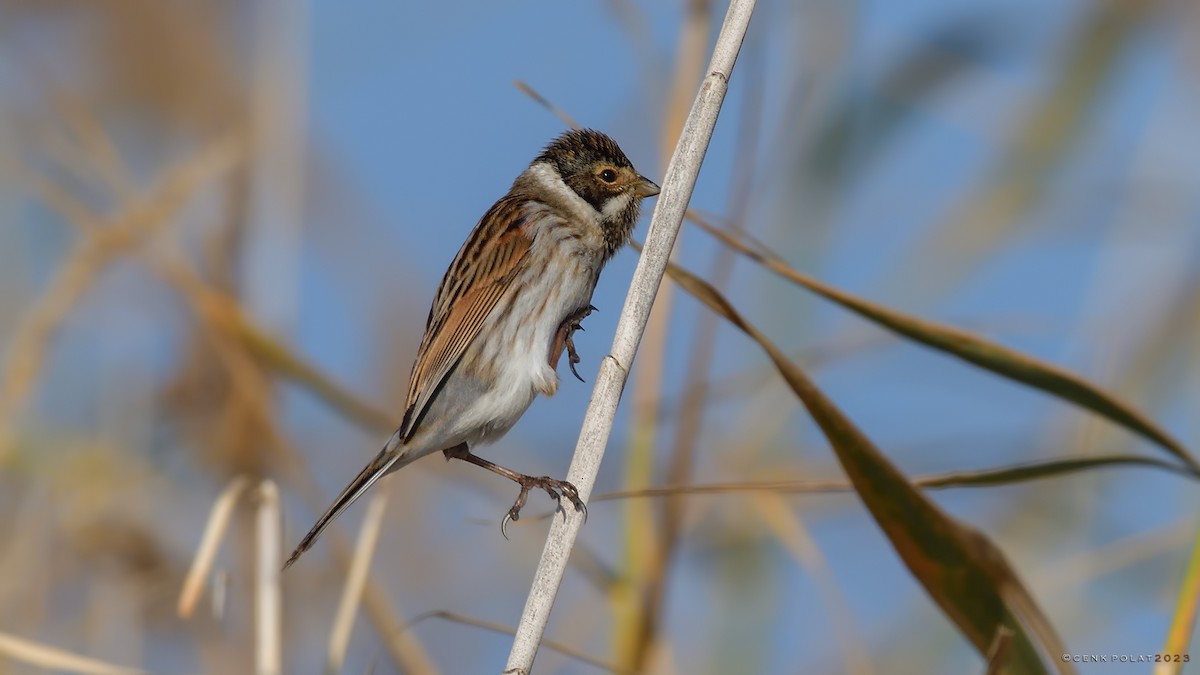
656,253 -> 1072,674
589,453 -> 1195,502
911,454 -> 1193,488
0,631 -> 147,675
188,282 -> 395,434
685,217 -> 1199,474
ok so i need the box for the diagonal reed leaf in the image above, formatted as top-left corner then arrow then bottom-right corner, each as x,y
652,250 -> 1072,674
686,216 -> 1199,474
0,631 -> 147,675
178,475 -> 250,618
590,453 -> 1194,502
186,281 -> 395,434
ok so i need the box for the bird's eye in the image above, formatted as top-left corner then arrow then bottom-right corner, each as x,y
599,168 -> 617,183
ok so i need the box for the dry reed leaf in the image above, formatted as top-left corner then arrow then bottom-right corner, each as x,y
0,631 -> 146,675
657,253 -> 1071,674
218,295 -> 394,434
326,490 -> 389,675
686,217 -> 1200,474
590,453 -> 1192,502
178,475 -> 250,618
146,251 -> 393,436
513,81 -> 581,130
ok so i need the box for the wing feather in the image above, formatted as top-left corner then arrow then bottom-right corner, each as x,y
397,196 -> 534,441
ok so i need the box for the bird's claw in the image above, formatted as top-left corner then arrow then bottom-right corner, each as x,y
563,305 -> 597,383
500,483 -> 532,540
499,475 -> 587,539
566,339 -> 584,382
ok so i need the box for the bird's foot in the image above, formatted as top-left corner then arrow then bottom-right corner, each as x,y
562,304 -> 597,382
500,473 -> 587,539
442,445 -> 588,539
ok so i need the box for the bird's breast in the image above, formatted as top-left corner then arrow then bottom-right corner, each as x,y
454,229 -> 602,446
499,244 -> 600,394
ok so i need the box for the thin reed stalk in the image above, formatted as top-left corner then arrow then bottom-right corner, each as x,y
254,480 -> 283,675
326,490 -> 390,675
178,476 -> 251,618
631,29 -> 765,669
614,0 -> 712,664
503,1 -> 756,671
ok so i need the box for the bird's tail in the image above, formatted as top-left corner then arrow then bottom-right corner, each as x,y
283,433 -> 412,569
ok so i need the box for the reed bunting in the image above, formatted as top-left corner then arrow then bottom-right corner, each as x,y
285,129 -> 659,568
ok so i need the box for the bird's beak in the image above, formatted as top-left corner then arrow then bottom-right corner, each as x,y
633,176 -> 660,198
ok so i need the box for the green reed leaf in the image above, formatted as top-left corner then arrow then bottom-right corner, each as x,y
686,216 -> 1199,474
590,453 -> 1194,502
654,251 -> 1072,675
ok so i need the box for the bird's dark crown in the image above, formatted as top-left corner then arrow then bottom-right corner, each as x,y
535,128 -> 635,177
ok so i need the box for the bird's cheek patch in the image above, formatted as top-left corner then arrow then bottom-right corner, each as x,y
600,192 -> 633,222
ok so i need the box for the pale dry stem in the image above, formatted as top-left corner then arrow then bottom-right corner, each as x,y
254,480 -> 283,675
505,0 -> 757,669
0,630 -> 147,675
325,490 -> 390,675
178,475 -> 252,618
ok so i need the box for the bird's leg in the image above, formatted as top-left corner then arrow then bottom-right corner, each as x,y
560,304 -> 596,382
443,444 -> 587,538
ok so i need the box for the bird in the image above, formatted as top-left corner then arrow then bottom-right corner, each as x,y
284,129 -> 659,568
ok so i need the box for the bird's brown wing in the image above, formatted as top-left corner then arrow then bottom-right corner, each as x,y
282,196 -> 537,570
397,195 -> 534,442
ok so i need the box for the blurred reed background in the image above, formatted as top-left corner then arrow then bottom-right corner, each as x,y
1,0 -> 1199,673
